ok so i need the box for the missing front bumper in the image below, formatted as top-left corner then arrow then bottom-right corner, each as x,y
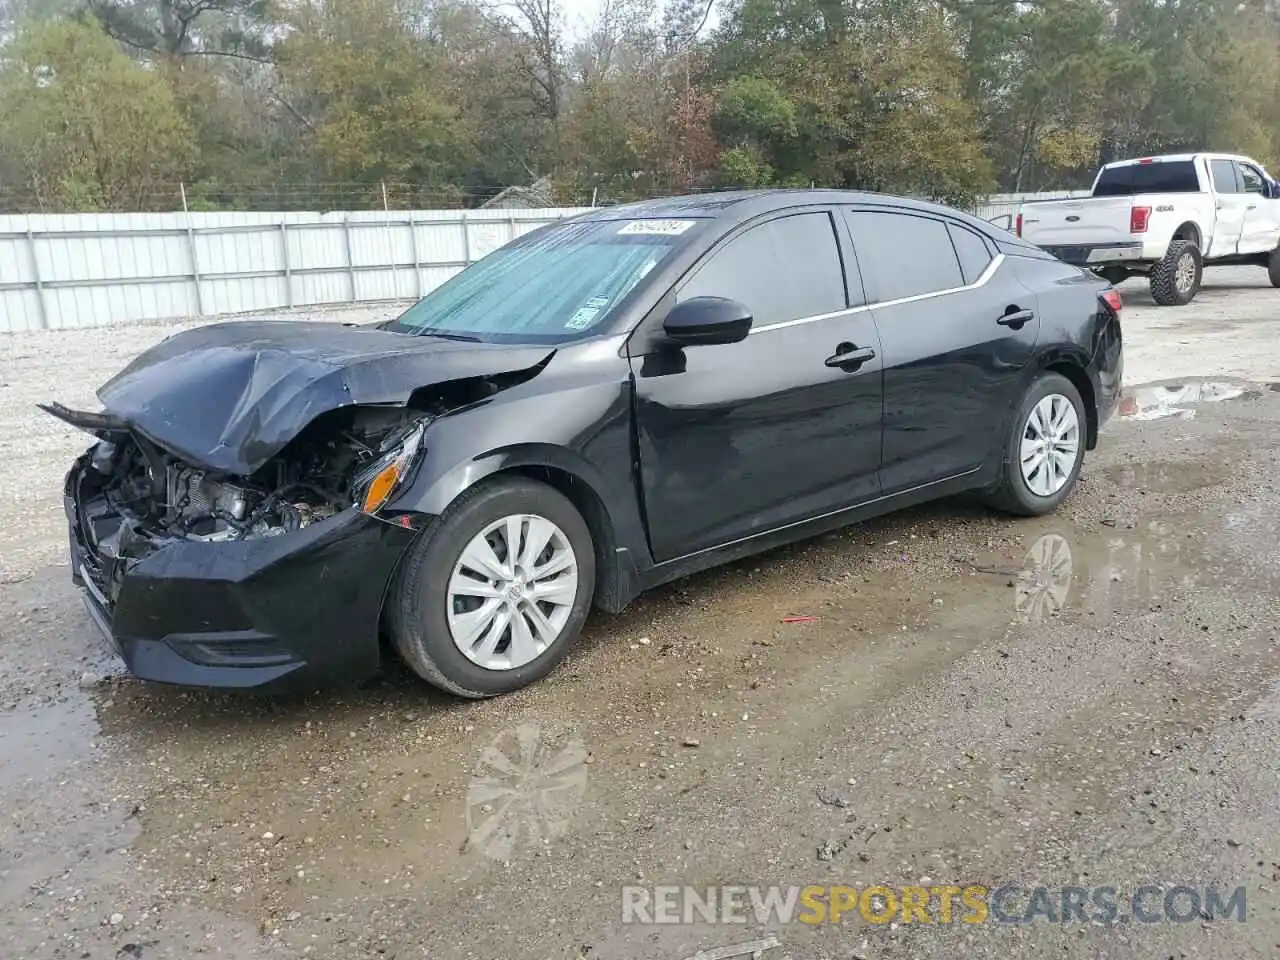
66,478 -> 419,690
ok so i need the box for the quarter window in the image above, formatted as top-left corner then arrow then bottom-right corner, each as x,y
947,224 -> 994,285
844,211 -> 964,302
677,212 -> 846,327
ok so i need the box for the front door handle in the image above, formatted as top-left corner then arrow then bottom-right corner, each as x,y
824,343 -> 876,370
998,308 -> 1035,329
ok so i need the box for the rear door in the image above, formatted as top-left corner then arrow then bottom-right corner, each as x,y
628,209 -> 884,562
842,207 -> 1040,494
1208,158 -> 1247,257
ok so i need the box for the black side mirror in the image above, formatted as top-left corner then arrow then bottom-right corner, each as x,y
662,297 -> 753,346
1266,180 -> 1280,199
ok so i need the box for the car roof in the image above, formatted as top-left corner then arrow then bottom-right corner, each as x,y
572,188 -> 1027,248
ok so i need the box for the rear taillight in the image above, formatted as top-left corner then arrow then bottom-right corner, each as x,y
1101,289 -> 1123,314
1130,206 -> 1151,233
1015,212 -> 1023,236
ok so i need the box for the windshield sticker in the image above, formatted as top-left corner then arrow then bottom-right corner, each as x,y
565,296 -> 610,330
618,219 -> 696,236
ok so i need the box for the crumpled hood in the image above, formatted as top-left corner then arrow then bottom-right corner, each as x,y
91,320 -> 554,475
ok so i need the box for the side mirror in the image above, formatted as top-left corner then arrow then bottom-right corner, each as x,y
1266,180 -> 1280,199
662,296 -> 753,346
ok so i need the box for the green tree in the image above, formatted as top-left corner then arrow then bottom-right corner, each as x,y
0,16 -> 197,210
274,0 -> 475,203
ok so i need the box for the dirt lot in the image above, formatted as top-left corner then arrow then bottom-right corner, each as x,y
2,266 -> 1280,960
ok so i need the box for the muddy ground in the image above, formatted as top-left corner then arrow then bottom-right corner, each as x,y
2,266 -> 1280,960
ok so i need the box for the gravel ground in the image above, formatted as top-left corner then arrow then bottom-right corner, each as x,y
2,270 -> 1280,960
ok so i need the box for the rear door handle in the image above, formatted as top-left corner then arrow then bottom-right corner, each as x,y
824,343 -> 876,370
998,308 -> 1035,329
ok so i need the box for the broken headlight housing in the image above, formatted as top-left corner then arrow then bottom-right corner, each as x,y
352,420 -> 428,515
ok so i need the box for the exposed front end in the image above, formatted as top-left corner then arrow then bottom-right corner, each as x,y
61,414 -> 426,689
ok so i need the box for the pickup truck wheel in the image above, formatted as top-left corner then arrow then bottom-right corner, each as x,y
982,372 -> 1086,517
388,476 -> 596,698
1149,239 -> 1202,306
1268,248 -> 1280,288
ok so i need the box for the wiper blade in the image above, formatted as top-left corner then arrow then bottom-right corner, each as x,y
414,327 -> 483,342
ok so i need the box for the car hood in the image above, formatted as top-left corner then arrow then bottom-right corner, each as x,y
71,320 -> 554,476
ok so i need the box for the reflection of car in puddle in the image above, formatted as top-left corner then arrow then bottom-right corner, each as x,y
1116,378 -> 1272,421
1016,519 -> 1207,623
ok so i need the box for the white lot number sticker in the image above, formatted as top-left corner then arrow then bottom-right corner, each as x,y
565,295 -> 611,330
618,219 -> 696,236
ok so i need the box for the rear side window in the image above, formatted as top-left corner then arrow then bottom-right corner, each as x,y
947,224 -> 993,285
844,211 -> 963,302
678,211 -> 846,326
1093,160 -> 1201,196
1210,159 -> 1240,193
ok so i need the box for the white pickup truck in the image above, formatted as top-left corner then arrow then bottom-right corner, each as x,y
1013,153 -> 1280,305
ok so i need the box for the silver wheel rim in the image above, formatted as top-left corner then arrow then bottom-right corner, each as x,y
447,514 -> 579,670
1174,252 -> 1196,295
1020,394 -> 1081,497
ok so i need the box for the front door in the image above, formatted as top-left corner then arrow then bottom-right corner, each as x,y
1236,161 -> 1280,254
628,209 -> 884,563
842,208 -> 1041,494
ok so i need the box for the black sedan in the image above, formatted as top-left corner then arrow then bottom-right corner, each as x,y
45,190 -> 1124,696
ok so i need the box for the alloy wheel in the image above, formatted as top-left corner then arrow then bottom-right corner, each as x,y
1174,251 -> 1197,296
1020,393 -> 1081,497
446,514 -> 579,670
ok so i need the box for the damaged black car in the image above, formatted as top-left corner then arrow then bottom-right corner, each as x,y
48,190 -> 1123,697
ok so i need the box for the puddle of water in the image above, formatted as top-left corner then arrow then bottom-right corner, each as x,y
1098,459 -> 1226,494
1116,377 -> 1275,421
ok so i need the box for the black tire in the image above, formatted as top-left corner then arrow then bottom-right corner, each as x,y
1149,239 -> 1202,305
1268,247 -> 1280,288
983,372 -> 1087,517
388,476 -> 596,698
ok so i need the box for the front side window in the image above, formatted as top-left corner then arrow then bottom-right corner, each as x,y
1238,163 -> 1264,194
677,212 -> 847,327
386,217 -> 701,343
844,210 -> 964,302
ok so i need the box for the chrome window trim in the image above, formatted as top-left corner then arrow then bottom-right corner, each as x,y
749,253 -> 1006,335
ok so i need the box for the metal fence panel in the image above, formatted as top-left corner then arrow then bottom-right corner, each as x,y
0,196 -> 1073,334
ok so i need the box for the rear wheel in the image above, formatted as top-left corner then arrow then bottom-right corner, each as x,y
984,372 -> 1087,517
389,477 -> 596,697
1268,247 -> 1280,288
1149,239 -> 1202,305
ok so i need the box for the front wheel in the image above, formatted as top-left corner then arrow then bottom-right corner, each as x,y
983,373 -> 1087,517
1268,247 -> 1280,288
388,477 -> 596,697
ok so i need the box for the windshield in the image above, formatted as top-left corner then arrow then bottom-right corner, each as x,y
386,217 -> 703,343
1093,160 -> 1201,196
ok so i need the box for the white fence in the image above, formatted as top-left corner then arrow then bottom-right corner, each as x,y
0,192 -> 1087,334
